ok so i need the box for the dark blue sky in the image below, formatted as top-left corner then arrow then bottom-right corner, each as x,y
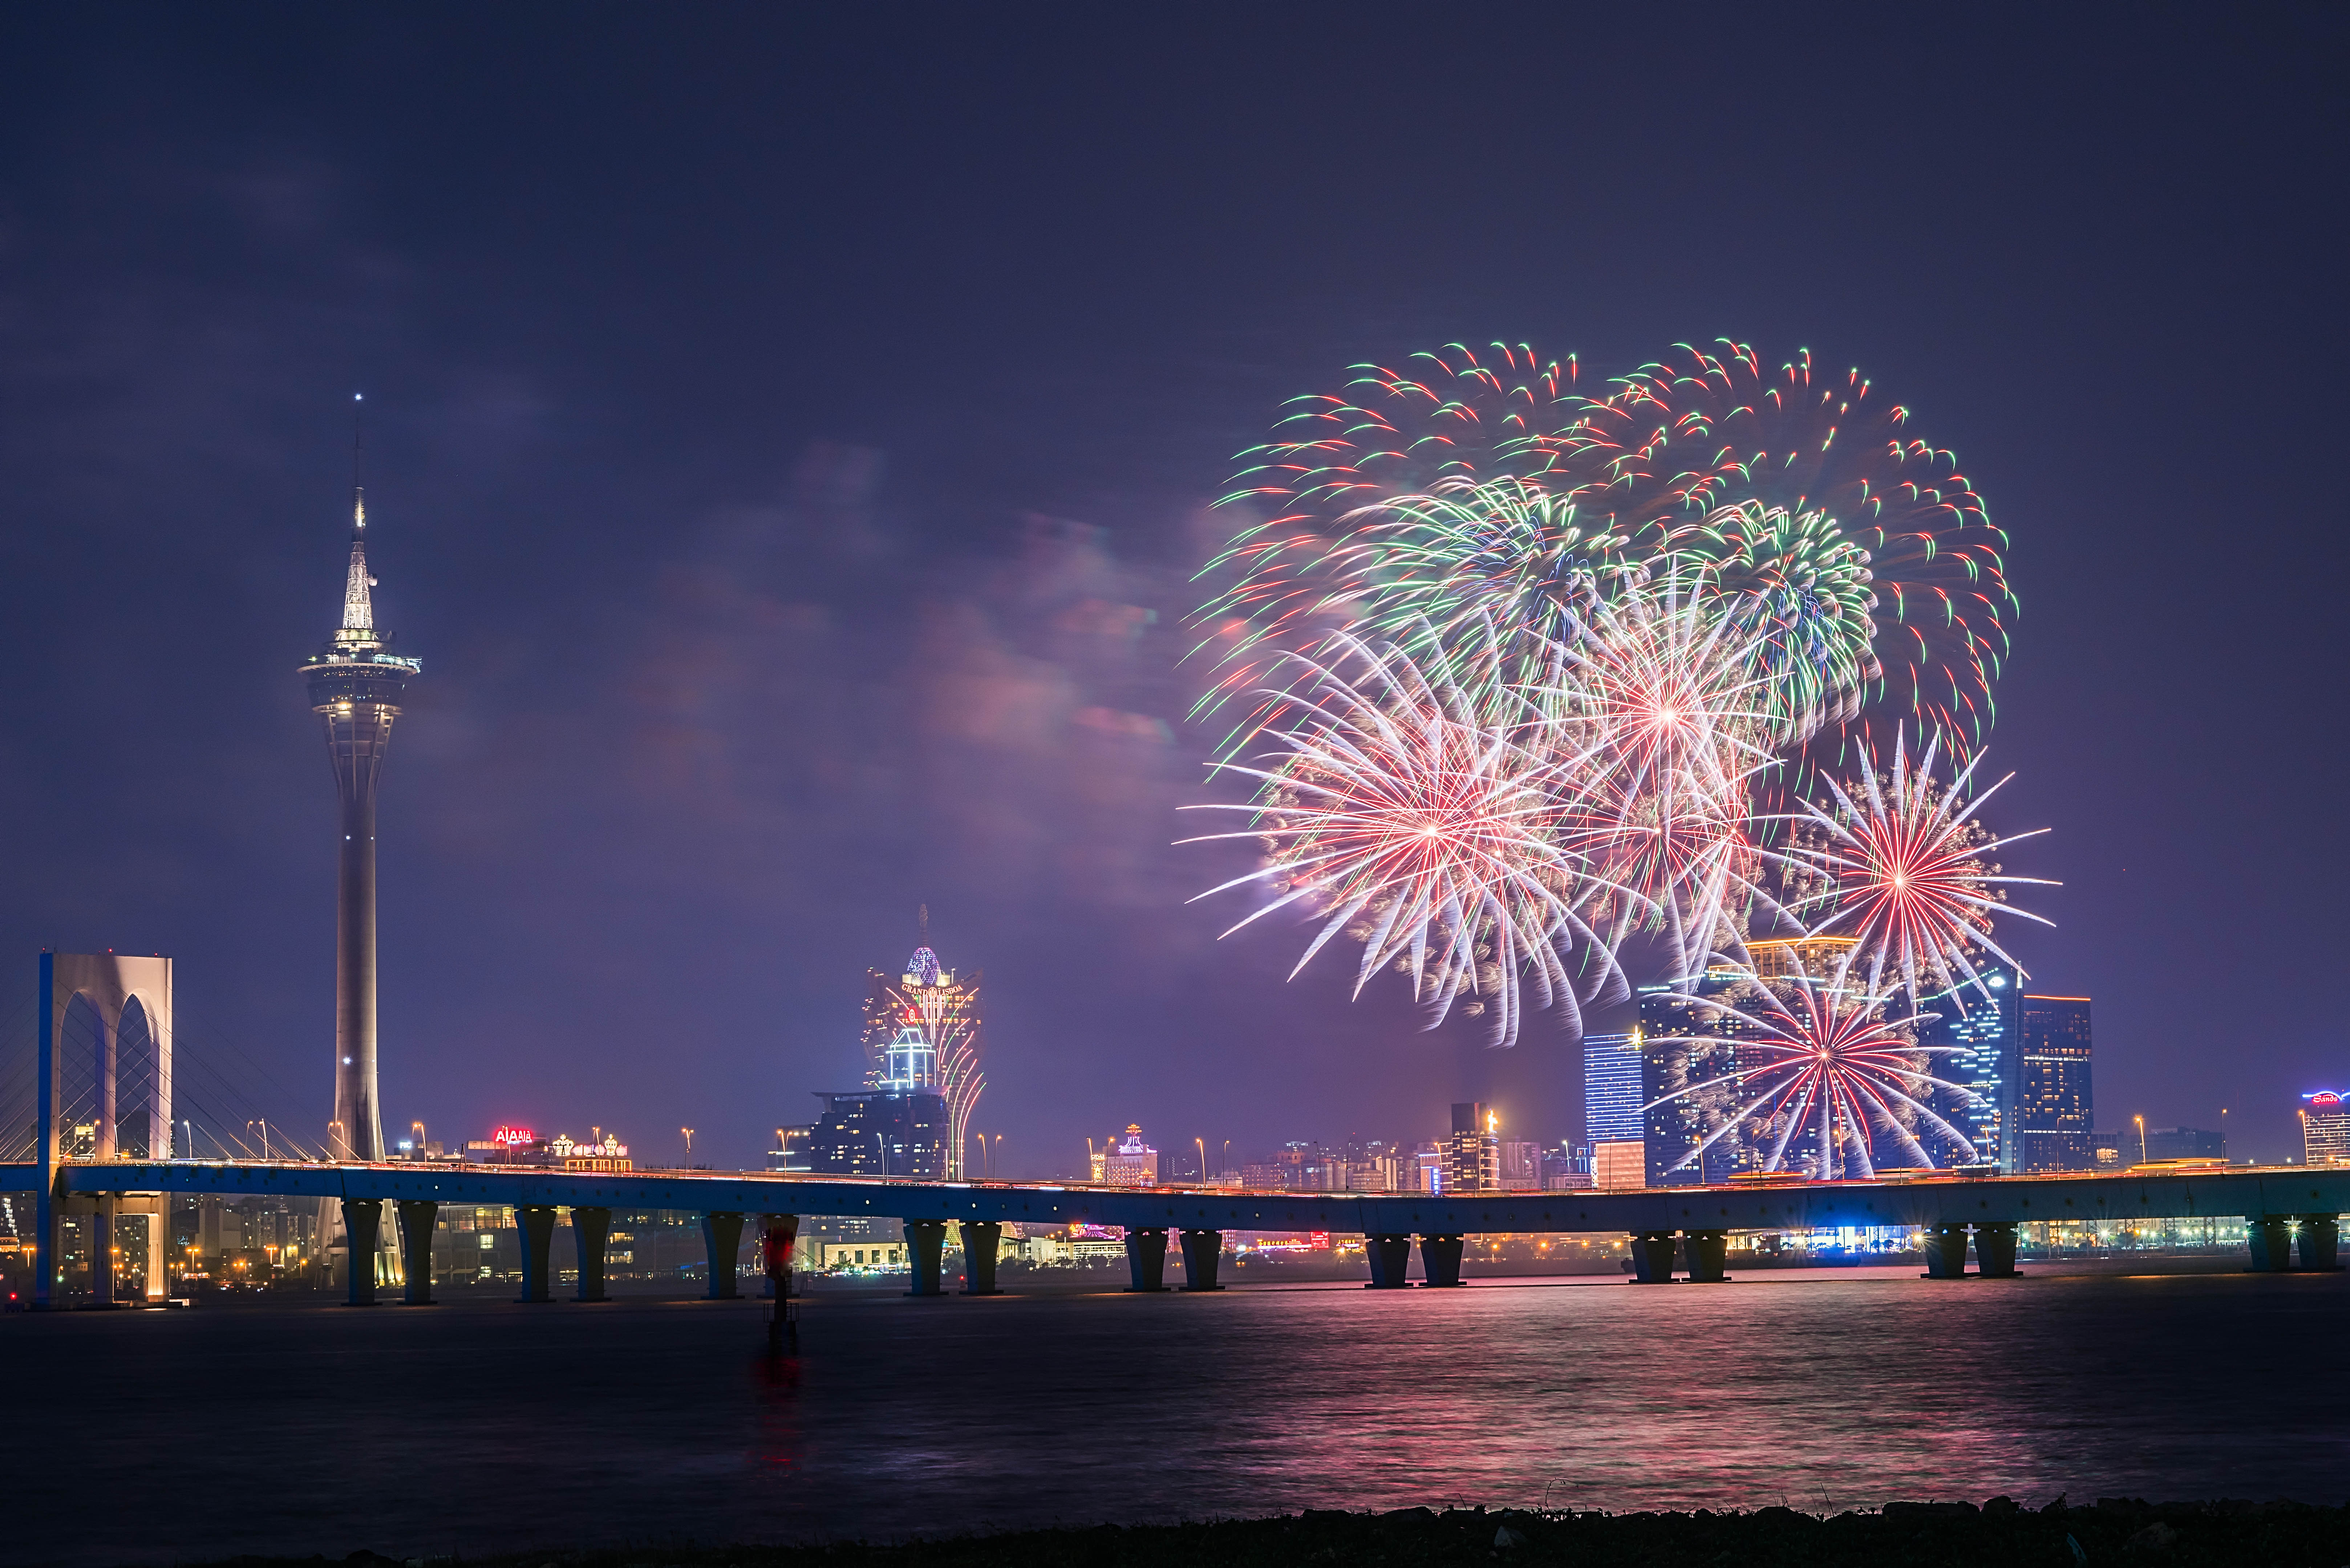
2,5 -> 2343,1170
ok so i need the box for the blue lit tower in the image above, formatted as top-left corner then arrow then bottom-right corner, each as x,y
297,409 -> 420,1161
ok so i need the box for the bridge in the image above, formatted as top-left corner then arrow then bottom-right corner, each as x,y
8,1157 -> 2344,1306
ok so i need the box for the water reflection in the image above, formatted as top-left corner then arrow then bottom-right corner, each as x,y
8,1266 -> 2346,1566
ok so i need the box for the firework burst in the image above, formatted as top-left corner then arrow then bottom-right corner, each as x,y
1180,619 -> 1628,1043
1647,958 -> 1981,1180
1557,342 -> 2011,744
1195,340 -> 2009,749
1545,574 -> 1787,973
1779,730 -> 2055,1002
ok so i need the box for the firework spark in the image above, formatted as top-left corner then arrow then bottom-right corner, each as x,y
1780,730 -> 2055,1002
1648,958 -> 1981,1180
1180,620 -> 1627,1043
1195,340 -> 2008,748
1545,574 -> 1787,974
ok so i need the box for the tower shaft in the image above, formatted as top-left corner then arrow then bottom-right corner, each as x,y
327,702 -> 394,1159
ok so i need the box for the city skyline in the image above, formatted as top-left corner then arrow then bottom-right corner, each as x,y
0,9 -> 2342,1174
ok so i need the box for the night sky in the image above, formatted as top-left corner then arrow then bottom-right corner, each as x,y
3,6 -> 2344,1173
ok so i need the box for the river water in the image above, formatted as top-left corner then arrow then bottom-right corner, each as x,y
8,1265 -> 2346,1565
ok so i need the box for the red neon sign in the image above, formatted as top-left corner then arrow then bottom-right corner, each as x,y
2308,1092 -> 2343,1106
491,1125 -> 535,1146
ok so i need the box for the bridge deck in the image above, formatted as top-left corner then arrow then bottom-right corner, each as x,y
4,1161 -> 2345,1232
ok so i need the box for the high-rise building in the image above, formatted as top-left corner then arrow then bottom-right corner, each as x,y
1582,1031 -> 1645,1190
1446,1102 -> 1500,1193
299,420 -> 420,1162
1637,987 -> 1768,1186
1922,965 -> 2021,1172
799,1090 -> 948,1178
2143,1126 -> 2225,1161
2017,995 -> 2094,1173
2302,1091 -> 2350,1167
1498,1139 -> 1542,1190
860,915 -> 983,1179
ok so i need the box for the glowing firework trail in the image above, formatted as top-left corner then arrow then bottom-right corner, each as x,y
1545,574 -> 1788,974
1559,342 -> 2011,744
1783,729 -> 2055,1002
1180,620 -> 1630,1044
1192,345 -> 1597,728
1647,960 -> 1981,1179
1194,340 -> 2009,748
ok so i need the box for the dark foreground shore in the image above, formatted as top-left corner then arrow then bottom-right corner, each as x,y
189,1499 -> 2350,1568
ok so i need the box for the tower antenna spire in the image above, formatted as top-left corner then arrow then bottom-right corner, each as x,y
352,392 -> 365,538
919,902 -> 929,942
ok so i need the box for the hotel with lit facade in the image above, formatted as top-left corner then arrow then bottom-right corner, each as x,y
2302,1090 -> 2350,1167
2016,994 -> 2094,1172
859,931 -> 984,1179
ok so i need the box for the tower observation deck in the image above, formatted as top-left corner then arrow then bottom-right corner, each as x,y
297,424 -> 420,1161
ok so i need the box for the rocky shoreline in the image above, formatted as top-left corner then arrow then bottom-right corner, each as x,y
190,1497 -> 2350,1568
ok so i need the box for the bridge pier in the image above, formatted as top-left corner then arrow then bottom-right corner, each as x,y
701,1211 -> 746,1299
960,1220 -> 1004,1295
1974,1221 -> 2021,1278
515,1205 -> 559,1302
1628,1230 -> 1677,1283
1179,1228 -> 1224,1291
571,1206 -> 611,1301
1124,1226 -> 1170,1291
1921,1223 -> 1970,1279
1684,1229 -> 1730,1283
1418,1232 -> 1466,1287
1364,1232 -> 1413,1288
395,1200 -> 438,1304
2296,1214 -> 2341,1271
903,1219 -> 947,1295
341,1199 -> 382,1305
2247,1216 -> 2294,1271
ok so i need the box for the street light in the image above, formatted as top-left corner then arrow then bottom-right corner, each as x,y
1196,1137 -> 1207,1187
992,1134 -> 1002,1178
2135,1114 -> 2146,1164
681,1127 -> 695,1164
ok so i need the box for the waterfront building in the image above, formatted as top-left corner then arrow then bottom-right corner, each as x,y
1096,1125 -> 1159,1185
460,1126 -> 633,1171
1921,965 -> 2021,1171
2090,1129 -> 2127,1170
2302,1091 -> 2350,1167
860,917 -> 983,1179
2017,995 -> 2094,1172
1543,1142 -> 1595,1190
2143,1126 -> 2225,1161
1498,1139 -> 1542,1191
1582,1031 -> 1645,1190
1636,989 -> 1766,1186
800,1090 -> 949,1178
1446,1103 -> 1500,1193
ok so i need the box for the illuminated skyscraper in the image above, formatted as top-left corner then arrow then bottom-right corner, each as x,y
2017,995 -> 2094,1173
1446,1102 -> 1499,1193
859,911 -> 983,1178
298,412 -> 419,1161
1923,964 -> 2021,1172
2302,1091 -> 2349,1167
1582,1031 -> 1645,1190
